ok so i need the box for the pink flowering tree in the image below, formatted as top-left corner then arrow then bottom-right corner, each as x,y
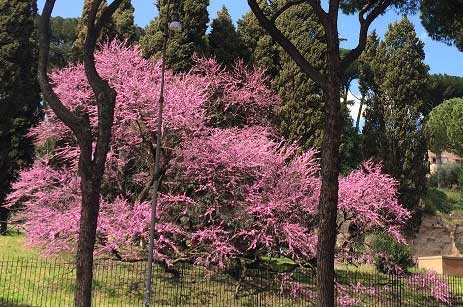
8,42 -> 410,282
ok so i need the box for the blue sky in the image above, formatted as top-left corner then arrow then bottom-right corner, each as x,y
37,0 -> 463,77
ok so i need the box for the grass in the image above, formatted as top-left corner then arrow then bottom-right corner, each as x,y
1,233 -> 460,306
0,234 -> 310,307
0,232 -> 39,259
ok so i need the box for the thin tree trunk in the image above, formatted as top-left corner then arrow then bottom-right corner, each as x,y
355,96 -> 364,133
0,207 -> 8,235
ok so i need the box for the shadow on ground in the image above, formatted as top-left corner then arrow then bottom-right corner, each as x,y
0,298 -> 36,307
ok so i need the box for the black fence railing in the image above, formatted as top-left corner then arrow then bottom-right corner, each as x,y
1,256 -> 463,306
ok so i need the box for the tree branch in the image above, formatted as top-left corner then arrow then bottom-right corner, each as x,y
38,0 -> 94,171
82,0 -> 123,176
37,0 -> 87,136
271,0 -> 305,22
305,0 -> 329,27
248,0 -> 327,88
341,0 -> 392,75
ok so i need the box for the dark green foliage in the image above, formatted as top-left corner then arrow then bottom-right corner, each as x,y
208,6 -> 242,66
371,232 -> 413,275
427,98 -> 463,157
425,74 -> 463,116
429,163 -> 462,191
275,2 -> 326,150
0,0 -> 43,233
362,18 -> 429,212
109,0 -> 142,44
421,0 -> 463,52
237,2 -> 362,171
73,0 -> 140,61
422,188 -> 452,214
140,0 -> 209,71
49,16 -> 78,68
236,11 -> 264,65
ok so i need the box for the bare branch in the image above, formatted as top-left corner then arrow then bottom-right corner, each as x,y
82,0 -> 124,175
341,0 -> 392,75
95,0 -> 126,35
37,0 -> 86,136
248,0 -> 327,88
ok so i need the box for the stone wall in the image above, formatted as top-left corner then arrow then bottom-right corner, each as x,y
410,213 -> 463,257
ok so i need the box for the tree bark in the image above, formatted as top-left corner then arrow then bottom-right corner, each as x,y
315,15 -> 343,305
317,81 -> 342,307
0,207 -> 8,235
75,176 -> 100,307
245,1 -> 393,306
38,1 -> 122,307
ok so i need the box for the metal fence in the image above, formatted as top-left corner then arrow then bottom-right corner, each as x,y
1,256 -> 463,306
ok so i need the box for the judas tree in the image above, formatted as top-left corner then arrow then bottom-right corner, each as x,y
246,0 -> 420,305
10,42 -> 410,296
37,1 -> 125,306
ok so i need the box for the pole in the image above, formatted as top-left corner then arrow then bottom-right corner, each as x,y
144,1 -> 171,305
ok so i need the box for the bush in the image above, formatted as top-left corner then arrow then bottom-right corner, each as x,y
422,188 -> 452,214
371,232 -> 413,275
429,162 -> 462,190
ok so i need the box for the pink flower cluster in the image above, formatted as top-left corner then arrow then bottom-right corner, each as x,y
406,272 -> 452,304
8,41 -> 410,269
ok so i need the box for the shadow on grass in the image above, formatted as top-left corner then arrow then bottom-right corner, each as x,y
0,298 -> 36,307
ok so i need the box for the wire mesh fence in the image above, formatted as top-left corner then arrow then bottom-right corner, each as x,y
1,256 -> 463,306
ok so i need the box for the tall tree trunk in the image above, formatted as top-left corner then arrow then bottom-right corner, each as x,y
317,79 -> 342,307
317,18 -> 342,305
74,175 -> 101,307
0,207 -> 8,235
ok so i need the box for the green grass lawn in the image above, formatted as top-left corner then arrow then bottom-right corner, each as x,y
0,234 -> 311,307
1,233 -> 459,307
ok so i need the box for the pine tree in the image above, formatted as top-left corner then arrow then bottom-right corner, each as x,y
0,0 -> 42,234
209,6 -> 241,66
140,0 -> 209,71
363,18 -> 429,212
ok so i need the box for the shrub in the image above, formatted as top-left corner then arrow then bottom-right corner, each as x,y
422,188 -> 452,214
371,232 -> 413,275
429,162 -> 462,190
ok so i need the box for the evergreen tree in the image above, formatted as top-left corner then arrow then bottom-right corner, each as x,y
274,2 -> 326,149
209,6 -> 241,66
238,3 -> 360,171
0,0 -> 42,234
109,0 -> 141,43
140,0 -> 209,71
363,18 -> 429,212
237,11 -> 262,65
73,0 -> 106,61
49,16 -> 79,68
360,32 -> 385,159
421,0 -> 463,52
426,74 -> 463,115
73,0 -> 139,61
